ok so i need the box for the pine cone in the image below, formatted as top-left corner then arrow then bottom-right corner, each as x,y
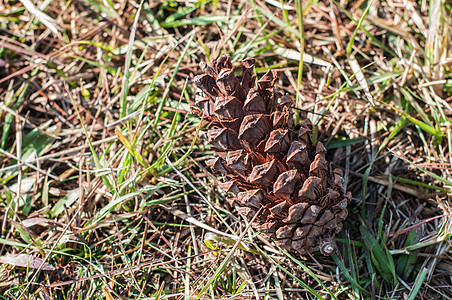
192,55 -> 351,255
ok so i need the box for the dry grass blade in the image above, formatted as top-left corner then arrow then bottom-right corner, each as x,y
18,0 -> 58,34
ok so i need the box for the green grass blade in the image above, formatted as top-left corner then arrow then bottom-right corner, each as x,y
120,0 -> 143,118
196,214 -> 257,299
50,188 -> 82,218
360,225 -> 397,285
333,0 -> 396,57
79,0 -> 119,18
388,104 -> 443,138
408,267 -> 428,300
255,5 -> 300,38
346,0 -> 374,54
152,33 -> 194,128
279,247 -> 337,300
331,254 -> 370,295
69,90 -> 115,193
115,128 -> 150,169
393,153 -> 452,187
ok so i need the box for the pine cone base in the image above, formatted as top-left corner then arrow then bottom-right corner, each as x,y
193,55 -> 350,255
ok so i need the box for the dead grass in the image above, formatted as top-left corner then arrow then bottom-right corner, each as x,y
0,0 -> 451,299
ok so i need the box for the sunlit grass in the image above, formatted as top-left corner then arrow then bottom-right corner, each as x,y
0,0 -> 451,299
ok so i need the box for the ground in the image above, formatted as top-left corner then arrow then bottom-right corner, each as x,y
0,0 -> 451,299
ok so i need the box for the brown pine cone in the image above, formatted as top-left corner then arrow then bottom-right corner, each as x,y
192,55 -> 351,255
